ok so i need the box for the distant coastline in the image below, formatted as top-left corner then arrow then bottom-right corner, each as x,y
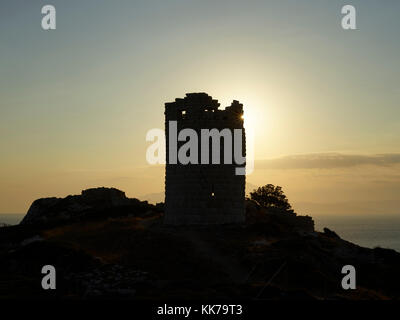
0,214 -> 24,226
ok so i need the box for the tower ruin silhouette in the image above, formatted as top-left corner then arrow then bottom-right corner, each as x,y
164,93 -> 246,224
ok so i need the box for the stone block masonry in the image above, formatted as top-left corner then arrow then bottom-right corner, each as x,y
164,93 -> 246,225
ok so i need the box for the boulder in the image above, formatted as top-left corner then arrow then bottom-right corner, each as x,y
323,227 -> 340,239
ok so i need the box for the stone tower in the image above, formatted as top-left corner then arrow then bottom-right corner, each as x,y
164,93 -> 246,224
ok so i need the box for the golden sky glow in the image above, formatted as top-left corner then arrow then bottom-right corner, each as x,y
1,1 -> 399,215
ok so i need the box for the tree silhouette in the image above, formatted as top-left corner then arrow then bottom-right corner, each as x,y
250,184 -> 292,211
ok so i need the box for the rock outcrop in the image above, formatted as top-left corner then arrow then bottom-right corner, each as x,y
245,199 -> 315,233
21,187 -> 158,225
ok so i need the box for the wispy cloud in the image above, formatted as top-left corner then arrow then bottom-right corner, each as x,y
255,153 -> 400,170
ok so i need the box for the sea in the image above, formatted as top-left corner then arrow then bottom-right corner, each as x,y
0,213 -> 25,225
1,213 -> 399,252
314,214 -> 400,253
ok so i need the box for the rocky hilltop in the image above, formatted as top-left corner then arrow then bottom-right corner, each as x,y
21,187 -> 162,225
1,187 -> 399,300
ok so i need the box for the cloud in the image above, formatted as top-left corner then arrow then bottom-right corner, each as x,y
255,153 -> 400,170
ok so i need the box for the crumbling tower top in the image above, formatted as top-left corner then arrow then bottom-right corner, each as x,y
165,92 -> 244,126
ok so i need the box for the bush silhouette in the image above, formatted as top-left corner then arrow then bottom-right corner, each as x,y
250,184 -> 292,211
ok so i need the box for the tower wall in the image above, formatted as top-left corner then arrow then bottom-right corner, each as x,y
164,93 -> 246,225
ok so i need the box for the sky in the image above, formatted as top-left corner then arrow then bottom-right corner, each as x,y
0,0 -> 399,215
